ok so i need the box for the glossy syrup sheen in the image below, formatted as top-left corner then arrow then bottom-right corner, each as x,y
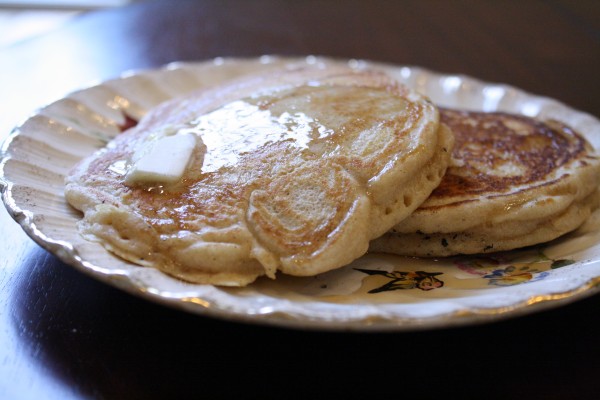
123,84 -> 421,232
184,84 -> 414,173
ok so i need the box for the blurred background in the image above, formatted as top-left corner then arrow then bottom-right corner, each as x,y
0,0 -> 132,47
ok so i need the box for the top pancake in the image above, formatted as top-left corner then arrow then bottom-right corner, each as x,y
370,108 -> 600,257
65,64 -> 453,286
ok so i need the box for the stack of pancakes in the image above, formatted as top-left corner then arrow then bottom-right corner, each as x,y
65,64 -> 600,286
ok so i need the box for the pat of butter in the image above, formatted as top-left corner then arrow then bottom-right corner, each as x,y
125,132 -> 197,184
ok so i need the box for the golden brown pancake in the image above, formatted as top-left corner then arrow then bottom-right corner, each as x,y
65,64 -> 453,286
370,108 -> 600,257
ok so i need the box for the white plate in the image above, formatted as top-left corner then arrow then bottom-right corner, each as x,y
2,56 -> 600,331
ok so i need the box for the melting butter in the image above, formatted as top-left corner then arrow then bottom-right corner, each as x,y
125,132 -> 197,184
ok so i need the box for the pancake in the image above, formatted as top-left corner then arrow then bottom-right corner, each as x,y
370,108 -> 600,257
65,65 -> 453,286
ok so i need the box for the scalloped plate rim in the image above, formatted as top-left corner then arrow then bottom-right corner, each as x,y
2,55 -> 600,332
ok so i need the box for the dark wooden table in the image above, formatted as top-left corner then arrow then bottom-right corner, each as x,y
1,1 -> 600,399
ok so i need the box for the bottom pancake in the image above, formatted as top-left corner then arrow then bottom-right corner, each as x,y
370,108 -> 600,257
370,189 -> 600,257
